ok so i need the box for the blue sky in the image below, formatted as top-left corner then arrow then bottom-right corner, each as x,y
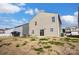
0,3 -> 79,29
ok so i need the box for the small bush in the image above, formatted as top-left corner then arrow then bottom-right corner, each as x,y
31,38 -> 36,41
43,45 -> 51,49
34,48 -> 44,52
64,37 -> 71,42
3,43 -> 11,46
67,35 -> 79,38
64,37 -> 79,43
0,44 -> 3,47
61,33 -> 64,37
37,52 -> 41,55
0,40 -> 2,42
48,41 -> 64,46
53,50 -> 60,55
48,41 -> 54,44
16,44 -> 20,47
54,42 -> 64,46
22,41 -> 27,46
41,42 -> 48,45
40,38 -> 48,41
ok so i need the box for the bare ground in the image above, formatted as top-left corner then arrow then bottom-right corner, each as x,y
0,36 -> 79,55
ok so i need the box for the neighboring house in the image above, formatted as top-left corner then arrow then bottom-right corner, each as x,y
29,12 -> 61,37
5,28 -> 14,36
13,23 -> 29,36
65,26 -> 79,36
0,29 -> 5,34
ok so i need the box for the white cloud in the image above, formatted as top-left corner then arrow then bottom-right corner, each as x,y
25,8 -> 45,15
0,17 -> 28,28
61,11 -> 78,27
61,15 -> 75,23
0,3 -> 22,14
74,11 -> 78,16
15,3 -> 26,7
25,8 -> 34,15
35,8 -> 45,14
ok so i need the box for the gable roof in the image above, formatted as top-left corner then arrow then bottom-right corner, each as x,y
30,12 -> 61,24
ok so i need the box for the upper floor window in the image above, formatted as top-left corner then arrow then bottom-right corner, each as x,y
52,17 -> 55,22
50,28 -> 53,32
35,21 -> 37,26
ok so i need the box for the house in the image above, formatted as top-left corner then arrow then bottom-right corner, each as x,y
0,29 -> 5,34
29,12 -> 61,37
0,12 -> 61,37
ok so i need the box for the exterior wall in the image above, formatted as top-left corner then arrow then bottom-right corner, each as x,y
23,23 -> 29,36
29,12 -> 61,37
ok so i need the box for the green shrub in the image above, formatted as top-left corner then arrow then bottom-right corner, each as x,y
16,44 -> 20,47
71,39 -> 78,43
22,41 -> 27,46
54,42 -> 64,46
38,41 -> 48,45
64,37 -> 71,42
0,40 -> 2,42
53,50 -> 60,55
64,37 -> 79,43
48,41 -> 64,46
34,48 -> 44,52
31,38 -> 36,41
3,43 -> 11,46
0,44 -> 3,47
67,35 -> 79,38
37,52 -> 41,55
40,38 -> 48,41
61,33 -> 64,37
43,45 -> 51,49
48,41 -> 54,44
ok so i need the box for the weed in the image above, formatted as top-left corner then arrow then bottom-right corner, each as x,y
53,50 -> 60,55
48,41 -> 64,46
64,37 -> 71,42
43,45 -> 51,49
54,42 -> 64,46
41,42 -> 48,45
40,38 -> 48,41
0,44 -> 3,47
37,52 -> 41,55
0,40 -> 2,42
2,43 -> 12,46
22,41 -> 27,46
64,37 -> 78,43
48,41 -> 54,44
34,47 -> 44,52
31,38 -> 36,41
16,44 -> 20,47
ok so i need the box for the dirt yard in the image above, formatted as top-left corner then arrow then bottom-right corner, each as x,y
0,36 -> 79,55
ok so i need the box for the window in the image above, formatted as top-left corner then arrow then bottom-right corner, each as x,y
35,21 -> 37,26
52,17 -> 55,22
50,28 -> 53,32
32,30 -> 34,34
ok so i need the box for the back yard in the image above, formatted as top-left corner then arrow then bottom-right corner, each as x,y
0,36 -> 79,55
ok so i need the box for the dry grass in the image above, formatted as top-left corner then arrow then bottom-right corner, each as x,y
0,36 -> 79,55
